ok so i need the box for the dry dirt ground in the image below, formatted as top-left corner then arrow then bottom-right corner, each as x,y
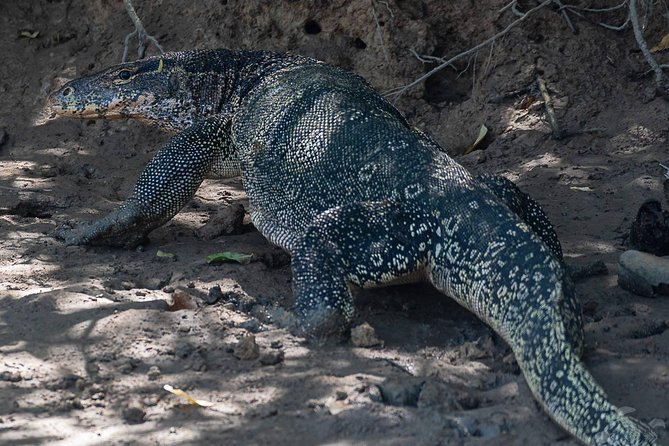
1,1 -> 669,445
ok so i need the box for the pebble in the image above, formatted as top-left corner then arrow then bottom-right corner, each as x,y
0,371 -> 22,382
147,365 -> 161,381
205,285 -> 224,304
259,350 -> 284,366
233,335 -> 260,360
122,401 -> 146,424
350,322 -> 383,348
618,250 -> 669,297
375,378 -> 425,407
239,318 -> 263,333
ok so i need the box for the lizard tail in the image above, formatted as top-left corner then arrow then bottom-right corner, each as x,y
503,291 -> 657,446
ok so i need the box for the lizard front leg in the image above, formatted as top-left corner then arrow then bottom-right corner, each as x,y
55,116 -> 237,248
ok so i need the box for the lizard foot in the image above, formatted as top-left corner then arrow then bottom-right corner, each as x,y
52,216 -> 148,249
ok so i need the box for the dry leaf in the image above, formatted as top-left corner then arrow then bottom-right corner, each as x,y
167,289 -> 198,311
163,384 -> 214,407
156,250 -> 175,258
19,30 -> 39,39
464,124 -> 488,155
206,251 -> 253,265
651,33 -> 669,53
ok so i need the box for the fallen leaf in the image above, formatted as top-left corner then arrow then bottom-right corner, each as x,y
163,384 -> 214,407
651,33 -> 669,53
167,289 -> 198,311
464,124 -> 488,155
19,30 -> 39,39
206,251 -> 253,265
156,250 -> 175,259
518,95 -> 535,109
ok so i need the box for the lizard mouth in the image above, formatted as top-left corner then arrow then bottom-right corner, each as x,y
37,90 -> 158,125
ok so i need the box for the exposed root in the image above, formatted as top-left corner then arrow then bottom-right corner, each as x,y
121,0 -> 164,63
629,0 -> 667,87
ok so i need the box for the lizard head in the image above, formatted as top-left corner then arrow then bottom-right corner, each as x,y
43,55 -> 193,131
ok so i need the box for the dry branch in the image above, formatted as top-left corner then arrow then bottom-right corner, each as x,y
122,0 -> 164,63
385,0 -> 552,101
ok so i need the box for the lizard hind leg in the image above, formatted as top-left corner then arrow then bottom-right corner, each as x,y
291,200 -> 435,338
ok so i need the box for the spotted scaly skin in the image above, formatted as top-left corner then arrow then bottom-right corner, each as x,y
45,49 -> 657,445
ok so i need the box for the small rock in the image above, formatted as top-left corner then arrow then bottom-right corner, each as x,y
195,203 -> 246,239
418,380 -> 475,410
204,285 -> 224,305
376,378 -> 425,407
122,401 -> 146,424
0,371 -> 22,382
162,285 -> 175,293
147,365 -> 161,381
258,250 -> 291,268
567,260 -> 608,282
618,250 -> 669,297
629,200 -> 669,256
144,273 -> 173,290
368,385 -> 383,403
270,340 -> 283,349
121,281 -> 134,290
221,290 -> 257,312
350,322 -> 383,348
239,318 -> 263,333
67,397 -> 84,410
335,390 -> 348,401
169,426 -> 177,434
259,350 -> 284,366
233,335 -> 260,360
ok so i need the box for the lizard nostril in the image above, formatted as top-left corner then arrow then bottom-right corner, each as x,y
62,86 -> 74,97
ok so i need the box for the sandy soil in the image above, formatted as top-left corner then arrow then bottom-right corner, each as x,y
1,1 -> 668,445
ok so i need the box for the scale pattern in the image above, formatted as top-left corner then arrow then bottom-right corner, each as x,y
46,49 -> 657,445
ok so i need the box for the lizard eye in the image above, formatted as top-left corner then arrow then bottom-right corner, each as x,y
118,70 -> 133,81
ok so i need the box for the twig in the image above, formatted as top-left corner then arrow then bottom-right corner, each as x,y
121,0 -> 164,63
536,76 -> 604,140
499,0 -> 517,15
660,163 -> 669,179
371,0 -> 390,64
385,0 -> 552,101
409,48 -> 446,65
537,76 -> 564,139
543,0 -> 578,33
562,1 -> 628,14
629,0 -> 666,87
